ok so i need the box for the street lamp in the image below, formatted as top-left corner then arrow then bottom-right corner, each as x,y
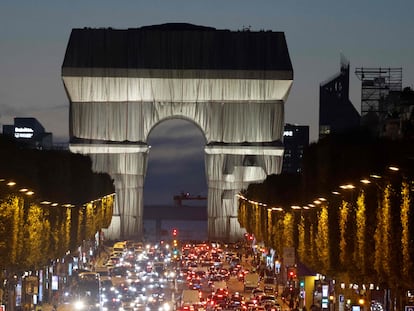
340,184 -> 355,190
388,166 -> 399,172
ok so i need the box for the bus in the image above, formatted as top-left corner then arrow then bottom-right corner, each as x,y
73,271 -> 102,311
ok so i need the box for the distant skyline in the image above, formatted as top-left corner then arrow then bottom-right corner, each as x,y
1,1 -> 413,205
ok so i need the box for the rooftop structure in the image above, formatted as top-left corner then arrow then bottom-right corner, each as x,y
355,67 -> 403,137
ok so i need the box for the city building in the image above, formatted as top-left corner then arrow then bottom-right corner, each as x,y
2,117 -> 53,149
282,123 -> 309,174
354,67 -> 414,139
319,56 -> 360,139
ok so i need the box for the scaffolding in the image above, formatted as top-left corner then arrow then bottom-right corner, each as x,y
355,67 -> 402,120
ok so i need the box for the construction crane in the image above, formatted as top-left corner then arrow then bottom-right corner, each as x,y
173,192 -> 207,207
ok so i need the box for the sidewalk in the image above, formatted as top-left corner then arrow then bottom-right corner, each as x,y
35,303 -> 54,311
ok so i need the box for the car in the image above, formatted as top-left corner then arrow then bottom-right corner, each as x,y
228,292 -> 245,308
252,288 -> 265,297
271,303 -> 282,311
105,260 -> 115,268
101,278 -> 113,292
189,279 -> 202,290
214,288 -> 229,297
260,295 -> 276,309
263,276 -> 277,294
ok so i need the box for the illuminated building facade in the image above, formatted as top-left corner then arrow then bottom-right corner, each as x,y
2,117 -> 52,149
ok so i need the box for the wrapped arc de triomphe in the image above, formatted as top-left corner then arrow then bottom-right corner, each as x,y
61,23 -> 293,242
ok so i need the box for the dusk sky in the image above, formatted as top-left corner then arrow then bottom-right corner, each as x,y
1,1 -> 413,205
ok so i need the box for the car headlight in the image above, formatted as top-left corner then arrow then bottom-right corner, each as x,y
163,302 -> 171,311
74,300 -> 85,310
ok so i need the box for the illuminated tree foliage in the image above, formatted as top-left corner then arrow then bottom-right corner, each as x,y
238,131 -> 414,297
77,208 -> 84,245
25,204 -> 45,268
315,204 -> 329,272
273,216 -> 285,255
267,209 -> 273,246
0,196 -> 20,268
400,181 -> 411,282
282,212 -> 294,248
374,184 -> 392,283
65,208 -> 72,252
297,215 -> 306,265
354,191 -> 366,276
0,135 -> 115,270
11,196 -> 24,266
0,192 -> 114,271
309,223 -> 317,268
237,200 -> 248,231
339,200 -> 349,267
85,202 -> 95,240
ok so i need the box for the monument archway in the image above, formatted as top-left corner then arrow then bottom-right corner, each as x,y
143,118 -> 207,206
62,23 -> 293,242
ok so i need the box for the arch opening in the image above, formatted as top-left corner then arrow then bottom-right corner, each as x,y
143,118 -> 208,242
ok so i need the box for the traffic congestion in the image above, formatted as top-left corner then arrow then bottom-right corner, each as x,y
57,239 -> 285,311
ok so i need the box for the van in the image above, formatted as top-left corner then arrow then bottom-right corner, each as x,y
244,273 -> 260,292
